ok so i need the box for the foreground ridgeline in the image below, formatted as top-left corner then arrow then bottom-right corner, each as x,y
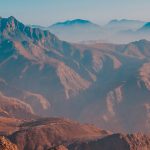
1,117 -> 109,150
67,133 -> 150,150
0,117 -> 150,150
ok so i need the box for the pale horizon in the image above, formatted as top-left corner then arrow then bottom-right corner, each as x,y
1,0 -> 150,26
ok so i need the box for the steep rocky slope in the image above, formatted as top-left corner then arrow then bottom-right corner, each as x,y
0,117 -> 22,136
0,92 -> 35,119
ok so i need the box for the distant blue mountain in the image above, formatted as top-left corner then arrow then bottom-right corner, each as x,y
106,19 -> 145,31
29,18 -> 149,43
108,19 -> 144,24
138,22 -> 150,32
49,19 -> 102,42
50,19 -> 99,27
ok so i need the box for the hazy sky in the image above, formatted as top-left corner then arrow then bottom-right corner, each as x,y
0,0 -> 150,26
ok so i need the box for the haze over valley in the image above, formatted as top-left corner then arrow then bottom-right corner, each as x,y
30,18 -> 150,44
0,0 -> 150,149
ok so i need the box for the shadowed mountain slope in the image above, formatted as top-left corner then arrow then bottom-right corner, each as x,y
67,133 -> 150,150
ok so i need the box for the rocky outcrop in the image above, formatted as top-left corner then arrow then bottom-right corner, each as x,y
0,136 -> 18,150
0,117 -> 22,136
49,145 -> 68,150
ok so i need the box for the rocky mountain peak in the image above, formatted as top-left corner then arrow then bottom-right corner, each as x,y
0,16 -> 23,32
0,16 -> 60,51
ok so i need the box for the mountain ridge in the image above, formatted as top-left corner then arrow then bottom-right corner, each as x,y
29,17 -> 148,43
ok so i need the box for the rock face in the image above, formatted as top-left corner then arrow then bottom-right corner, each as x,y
0,136 -> 18,150
67,133 -> 150,150
8,118 -> 109,150
0,92 -> 35,119
49,145 -> 68,150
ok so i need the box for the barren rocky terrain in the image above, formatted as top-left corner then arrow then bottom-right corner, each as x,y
0,16 -> 150,134
0,16 -> 150,150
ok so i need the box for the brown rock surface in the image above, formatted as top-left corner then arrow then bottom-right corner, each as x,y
0,117 -> 22,136
0,92 -> 35,119
8,117 -> 109,150
0,136 -> 18,150
49,145 -> 68,150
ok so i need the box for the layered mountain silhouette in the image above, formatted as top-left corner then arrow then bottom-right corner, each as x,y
0,16 -> 150,136
31,18 -> 150,43
106,19 -> 145,31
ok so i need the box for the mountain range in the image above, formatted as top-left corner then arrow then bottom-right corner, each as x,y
0,16 -> 150,133
30,18 -> 150,43
0,16 -> 150,149
31,18 -> 150,43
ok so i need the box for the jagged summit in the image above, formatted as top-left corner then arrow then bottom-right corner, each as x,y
0,16 -> 55,36
0,16 -> 60,51
7,16 -> 17,20
0,16 -> 22,30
